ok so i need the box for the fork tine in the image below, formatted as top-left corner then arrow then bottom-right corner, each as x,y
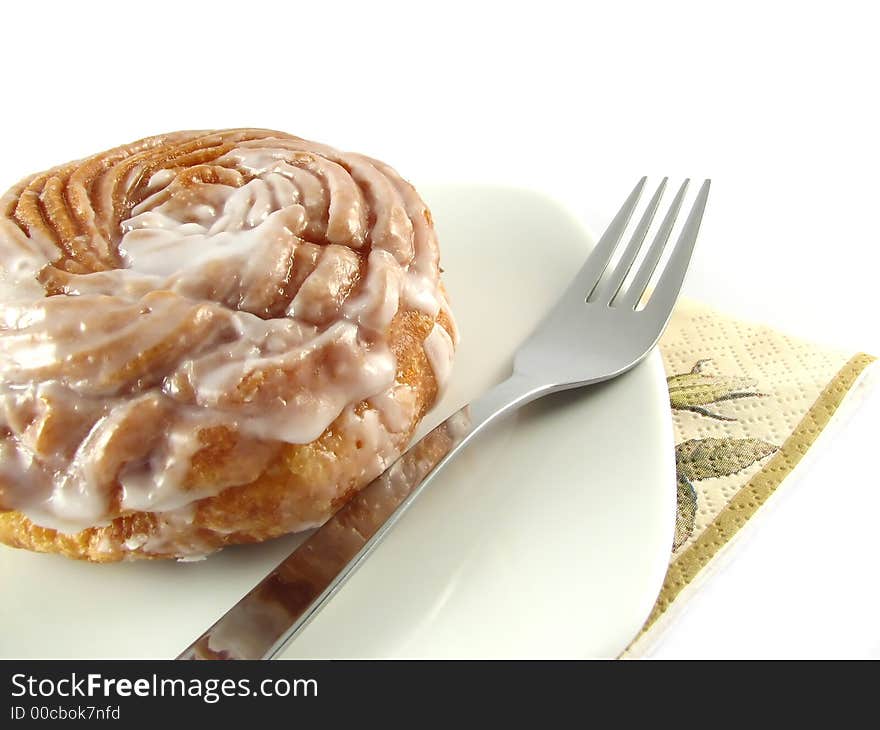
616,179 -> 690,310
571,177 -> 646,299
644,179 -> 711,317
592,178 -> 667,305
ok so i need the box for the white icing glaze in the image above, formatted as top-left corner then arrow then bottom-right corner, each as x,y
0,131 -> 456,537
423,323 -> 456,396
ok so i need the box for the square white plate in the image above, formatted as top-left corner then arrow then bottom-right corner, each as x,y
0,184 -> 675,658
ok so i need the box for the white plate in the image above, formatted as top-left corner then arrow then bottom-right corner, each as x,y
0,185 -> 675,659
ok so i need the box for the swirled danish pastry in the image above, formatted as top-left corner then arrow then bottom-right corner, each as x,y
0,129 -> 456,561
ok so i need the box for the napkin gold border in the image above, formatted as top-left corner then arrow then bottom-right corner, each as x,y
633,351 -> 876,642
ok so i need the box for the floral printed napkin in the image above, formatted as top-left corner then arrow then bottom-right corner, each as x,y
624,299 -> 876,657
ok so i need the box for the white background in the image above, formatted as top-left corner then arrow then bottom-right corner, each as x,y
2,0 -> 878,658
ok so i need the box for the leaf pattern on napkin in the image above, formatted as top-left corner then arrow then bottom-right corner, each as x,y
675,437 -> 777,483
674,477 -> 698,552
668,358 -> 765,421
667,361 -> 777,551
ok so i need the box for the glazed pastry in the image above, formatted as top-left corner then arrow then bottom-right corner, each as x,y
0,129 -> 457,561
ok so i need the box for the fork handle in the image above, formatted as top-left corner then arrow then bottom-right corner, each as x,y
177,373 -> 546,660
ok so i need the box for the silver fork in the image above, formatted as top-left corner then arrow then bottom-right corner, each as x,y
179,177 -> 711,660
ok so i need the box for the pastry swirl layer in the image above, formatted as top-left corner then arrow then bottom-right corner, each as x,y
0,129 -> 455,545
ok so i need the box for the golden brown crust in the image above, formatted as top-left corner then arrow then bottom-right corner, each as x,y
0,129 -> 455,561
0,309 -> 451,562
